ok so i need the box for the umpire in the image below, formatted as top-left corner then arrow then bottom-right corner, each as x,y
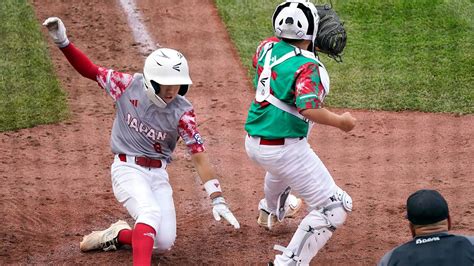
378,189 -> 474,265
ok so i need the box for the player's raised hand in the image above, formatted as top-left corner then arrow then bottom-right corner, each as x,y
42,17 -> 69,48
211,196 -> 240,229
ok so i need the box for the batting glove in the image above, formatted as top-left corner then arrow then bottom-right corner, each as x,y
42,17 -> 69,48
212,196 -> 240,229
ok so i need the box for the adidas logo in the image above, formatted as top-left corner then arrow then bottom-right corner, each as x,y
416,237 -> 440,244
130,99 -> 138,107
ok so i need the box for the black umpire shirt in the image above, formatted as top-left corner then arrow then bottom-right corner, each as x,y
378,232 -> 474,266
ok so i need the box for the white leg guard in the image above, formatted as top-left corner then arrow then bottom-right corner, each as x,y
274,189 -> 352,266
274,210 -> 333,266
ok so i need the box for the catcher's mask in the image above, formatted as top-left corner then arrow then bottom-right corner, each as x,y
272,0 -> 320,52
143,48 -> 192,108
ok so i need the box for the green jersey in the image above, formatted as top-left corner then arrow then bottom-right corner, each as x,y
245,37 -> 328,139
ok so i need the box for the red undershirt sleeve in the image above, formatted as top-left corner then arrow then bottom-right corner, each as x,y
59,43 -> 99,81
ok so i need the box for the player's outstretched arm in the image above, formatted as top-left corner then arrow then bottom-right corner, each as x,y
301,108 -> 356,132
42,17 -> 99,81
191,152 -> 240,229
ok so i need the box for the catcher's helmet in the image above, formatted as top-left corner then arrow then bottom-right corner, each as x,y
272,0 -> 320,51
143,48 -> 192,108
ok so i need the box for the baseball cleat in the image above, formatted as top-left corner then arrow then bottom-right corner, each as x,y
285,194 -> 303,218
257,194 -> 303,230
80,220 -> 131,252
257,209 -> 277,230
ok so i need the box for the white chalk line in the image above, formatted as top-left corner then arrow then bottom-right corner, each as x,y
118,0 -> 157,54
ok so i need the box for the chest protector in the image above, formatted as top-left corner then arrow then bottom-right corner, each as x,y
255,42 -> 330,123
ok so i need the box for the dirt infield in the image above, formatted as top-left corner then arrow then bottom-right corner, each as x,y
1,0 -> 472,265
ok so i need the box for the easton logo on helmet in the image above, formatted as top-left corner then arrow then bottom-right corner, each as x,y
172,63 -> 181,72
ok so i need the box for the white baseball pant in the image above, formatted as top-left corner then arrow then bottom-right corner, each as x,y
111,154 -> 176,252
245,135 -> 337,210
245,135 -> 350,265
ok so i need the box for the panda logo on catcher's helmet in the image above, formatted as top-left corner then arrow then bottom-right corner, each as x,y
143,48 -> 192,108
272,0 -> 320,51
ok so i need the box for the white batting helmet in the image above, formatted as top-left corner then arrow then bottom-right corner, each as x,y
143,48 -> 192,108
272,0 -> 320,51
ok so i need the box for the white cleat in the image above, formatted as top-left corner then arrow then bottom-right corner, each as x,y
285,194 -> 303,218
80,220 -> 131,252
257,194 -> 303,230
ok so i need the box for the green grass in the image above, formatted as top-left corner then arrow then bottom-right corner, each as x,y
216,0 -> 473,114
1,0 -> 472,132
0,0 -> 68,131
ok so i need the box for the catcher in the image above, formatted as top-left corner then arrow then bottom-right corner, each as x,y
43,17 -> 239,265
244,0 -> 355,265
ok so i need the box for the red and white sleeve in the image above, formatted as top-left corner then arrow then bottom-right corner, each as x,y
96,67 -> 133,101
178,110 -> 206,154
60,42 -> 132,101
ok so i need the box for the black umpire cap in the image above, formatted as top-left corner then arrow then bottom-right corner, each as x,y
406,189 -> 449,225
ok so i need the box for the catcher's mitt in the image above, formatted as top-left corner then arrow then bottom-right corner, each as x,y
315,5 -> 347,62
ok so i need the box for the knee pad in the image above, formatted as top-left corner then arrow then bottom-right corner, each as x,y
335,187 -> 353,212
322,188 -> 352,228
324,206 -> 347,229
136,205 -> 161,233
